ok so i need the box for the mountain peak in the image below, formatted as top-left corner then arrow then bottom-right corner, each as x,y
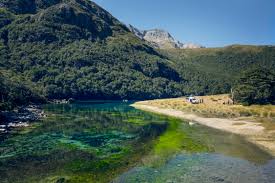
128,25 -> 204,49
0,0 -> 129,43
143,29 -> 178,49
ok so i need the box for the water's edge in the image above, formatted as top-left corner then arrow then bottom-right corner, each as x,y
131,103 -> 275,157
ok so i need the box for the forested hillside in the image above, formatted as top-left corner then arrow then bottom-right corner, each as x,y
161,45 -> 275,95
0,0 -> 184,110
0,0 -> 274,110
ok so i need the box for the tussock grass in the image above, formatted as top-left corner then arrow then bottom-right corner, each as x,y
137,94 -> 275,121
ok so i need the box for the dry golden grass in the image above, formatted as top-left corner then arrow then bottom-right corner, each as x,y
134,95 -> 275,155
139,94 -> 275,121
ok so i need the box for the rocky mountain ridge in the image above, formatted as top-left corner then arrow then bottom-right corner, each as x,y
128,24 -> 204,49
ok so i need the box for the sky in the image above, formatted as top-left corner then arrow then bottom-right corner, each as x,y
92,0 -> 275,47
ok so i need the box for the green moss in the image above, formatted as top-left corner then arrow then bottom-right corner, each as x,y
42,174 -> 98,183
0,102 -> 214,182
124,118 -> 148,125
58,138 -> 97,154
148,118 -> 210,166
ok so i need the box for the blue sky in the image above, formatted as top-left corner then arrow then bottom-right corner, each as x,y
92,0 -> 275,47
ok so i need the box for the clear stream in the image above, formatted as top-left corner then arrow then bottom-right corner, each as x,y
0,101 -> 274,183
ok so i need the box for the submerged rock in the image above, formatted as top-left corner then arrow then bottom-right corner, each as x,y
55,178 -> 66,183
8,122 -> 29,128
0,105 -> 45,133
0,128 -> 7,133
51,99 -> 71,104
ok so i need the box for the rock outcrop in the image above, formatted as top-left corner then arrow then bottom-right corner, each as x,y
128,24 -> 204,49
0,105 -> 46,134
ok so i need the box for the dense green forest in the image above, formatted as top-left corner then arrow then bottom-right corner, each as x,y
0,72 -> 45,110
161,46 -> 275,96
234,67 -> 275,105
0,0 -> 274,110
0,0 -> 184,110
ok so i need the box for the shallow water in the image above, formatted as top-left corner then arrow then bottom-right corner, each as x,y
114,154 -> 275,183
0,101 -> 274,183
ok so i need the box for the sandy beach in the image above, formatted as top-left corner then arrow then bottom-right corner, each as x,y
132,102 -> 275,156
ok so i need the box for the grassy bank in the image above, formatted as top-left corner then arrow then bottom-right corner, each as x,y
136,94 -> 275,124
132,94 -> 275,156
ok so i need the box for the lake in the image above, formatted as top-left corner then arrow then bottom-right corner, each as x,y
0,101 -> 274,183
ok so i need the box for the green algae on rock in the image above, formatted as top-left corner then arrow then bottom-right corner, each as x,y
0,101 -> 274,183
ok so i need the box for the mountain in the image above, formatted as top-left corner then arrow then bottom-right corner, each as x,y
128,25 -> 204,49
143,29 -> 180,49
0,0 -> 184,110
0,0 -> 129,42
161,45 -> 275,95
128,24 -> 144,39
0,0 -> 274,111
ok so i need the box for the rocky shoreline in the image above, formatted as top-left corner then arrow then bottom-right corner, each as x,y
0,105 -> 46,134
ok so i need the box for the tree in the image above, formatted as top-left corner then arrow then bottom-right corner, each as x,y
234,67 -> 275,105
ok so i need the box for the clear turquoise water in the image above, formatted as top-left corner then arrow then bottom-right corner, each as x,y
0,101 -> 274,183
114,154 -> 275,183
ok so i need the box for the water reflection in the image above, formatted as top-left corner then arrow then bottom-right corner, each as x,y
0,101 -> 274,183
0,101 -> 168,183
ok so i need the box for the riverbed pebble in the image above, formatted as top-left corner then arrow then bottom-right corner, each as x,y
0,128 -> 7,133
8,122 -> 29,128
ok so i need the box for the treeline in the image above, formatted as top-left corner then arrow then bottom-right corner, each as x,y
234,68 -> 275,105
0,72 -> 45,110
0,0 -> 275,111
162,46 -> 275,97
0,0 -> 184,111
